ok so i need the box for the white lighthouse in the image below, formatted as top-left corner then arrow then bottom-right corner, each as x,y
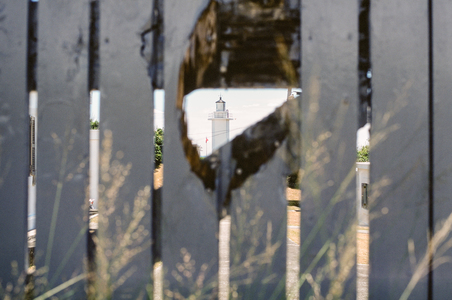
208,96 -> 234,151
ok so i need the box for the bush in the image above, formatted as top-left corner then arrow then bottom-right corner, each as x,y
357,145 -> 369,162
154,128 -> 164,169
287,171 -> 300,189
90,119 -> 99,129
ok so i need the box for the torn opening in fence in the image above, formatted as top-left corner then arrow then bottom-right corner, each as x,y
169,0 -> 301,213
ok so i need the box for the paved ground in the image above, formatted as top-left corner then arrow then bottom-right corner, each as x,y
286,234 -> 300,300
357,227 -> 369,300
219,217 -> 230,300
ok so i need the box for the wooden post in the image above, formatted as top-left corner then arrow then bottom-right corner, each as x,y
300,0 -> 358,297
35,0 -> 90,297
0,1 -> 29,294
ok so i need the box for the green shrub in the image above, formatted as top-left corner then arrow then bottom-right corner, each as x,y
357,144 -> 369,162
287,171 -> 300,189
90,119 -> 99,130
154,128 -> 164,169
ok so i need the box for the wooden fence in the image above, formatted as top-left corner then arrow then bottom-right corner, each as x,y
1,0 -> 451,299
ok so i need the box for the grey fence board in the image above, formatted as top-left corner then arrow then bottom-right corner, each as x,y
34,0 -> 89,297
433,0 -> 452,297
97,0 -> 154,298
0,0 -> 29,293
6,1 -> 452,298
162,0 -> 219,297
229,149 -> 289,299
300,0 -> 358,298
369,0 -> 429,298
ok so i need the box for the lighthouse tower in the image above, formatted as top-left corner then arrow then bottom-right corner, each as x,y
208,96 -> 234,151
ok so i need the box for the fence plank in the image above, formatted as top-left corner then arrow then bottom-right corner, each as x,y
97,0 -> 154,298
300,0 -> 358,298
34,0 -> 89,297
229,149 -> 289,299
433,0 -> 452,297
0,0 -> 29,294
369,0 -> 429,298
162,0 -> 220,297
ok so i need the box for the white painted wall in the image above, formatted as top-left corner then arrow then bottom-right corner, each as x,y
357,123 -> 370,149
90,130 -> 99,209
356,162 -> 370,226
28,92 -> 37,230
212,119 -> 229,151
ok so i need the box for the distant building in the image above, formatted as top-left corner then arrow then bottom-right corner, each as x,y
208,96 -> 234,151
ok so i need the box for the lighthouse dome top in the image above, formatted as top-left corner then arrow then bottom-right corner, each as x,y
215,96 -> 226,111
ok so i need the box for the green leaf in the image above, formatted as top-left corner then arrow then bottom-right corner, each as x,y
357,145 -> 369,162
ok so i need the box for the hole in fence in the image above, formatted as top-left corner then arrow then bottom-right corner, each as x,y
168,1 -> 301,296
357,0 -> 371,298
184,88 -> 300,299
88,0 -> 100,212
173,0 -> 301,194
26,0 -> 39,272
28,91 -> 38,235
89,90 -> 100,210
154,90 -> 165,131
153,89 -> 164,184
90,90 -> 100,123
184,88 -> 290,157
